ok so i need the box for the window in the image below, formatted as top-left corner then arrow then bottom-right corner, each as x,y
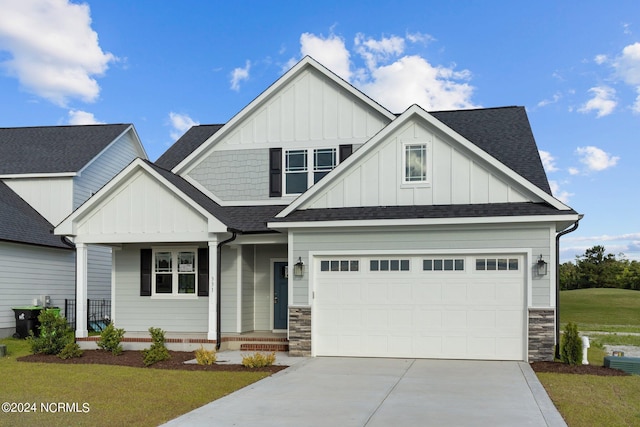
320,259 -> 359,272
370,259 -> 410,272
153,249 -> 197,296
423,258 -> 465,271
284,148 -> 338,195
475,258 -> 519,271
404,143 -> 427,183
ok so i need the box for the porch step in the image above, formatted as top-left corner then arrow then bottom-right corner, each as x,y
239,343 -> 289,352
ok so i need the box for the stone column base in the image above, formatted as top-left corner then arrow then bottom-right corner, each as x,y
288,306 -> 311,356
528,308 -> 555,361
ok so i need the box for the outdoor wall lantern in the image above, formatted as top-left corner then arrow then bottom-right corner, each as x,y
537,254 -> 548,276
293,257 -> 305,277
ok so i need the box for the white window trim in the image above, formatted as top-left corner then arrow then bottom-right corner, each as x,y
151,247 -> 199,299
401,141 -> 431,187
283,147 -> 338,196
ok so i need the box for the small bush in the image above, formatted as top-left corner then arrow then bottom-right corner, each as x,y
142,327 -> 170,366
58,341 -> 83,359
96,322 -> 125,355
195,346 -> 217,365
241,352 -> 276,368
28,309 -> 73,355
560,322 -> 583,366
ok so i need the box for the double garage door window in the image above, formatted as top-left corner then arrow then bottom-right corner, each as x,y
314,254 -> 525,361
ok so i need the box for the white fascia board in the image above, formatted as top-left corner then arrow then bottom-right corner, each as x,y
0,172 -> 77,179
172,56 -> 395,175
73,231 -> 212,244
268,213 -> 582,230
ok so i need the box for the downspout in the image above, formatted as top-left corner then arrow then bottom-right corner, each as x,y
216,230 -> 238,350
554,216 -> 582,359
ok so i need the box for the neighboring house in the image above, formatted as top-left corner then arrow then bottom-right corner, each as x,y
56,57 -> 581,361
0,124 -> 146,338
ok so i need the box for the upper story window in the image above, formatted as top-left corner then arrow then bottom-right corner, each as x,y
285,148 -> 337,195
403,143 -> 428,184
153,249 -> 197,296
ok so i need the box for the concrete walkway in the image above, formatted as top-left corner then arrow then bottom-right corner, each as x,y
163,357 -> 566,427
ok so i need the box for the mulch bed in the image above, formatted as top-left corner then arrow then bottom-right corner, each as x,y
530,361 -> 630,376
18,350 -> 287,373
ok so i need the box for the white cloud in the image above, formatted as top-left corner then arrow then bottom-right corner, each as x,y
594,54 -> 608,65
614,42 -> 640,86
539,150 -> 558,172
568,167 -> 580,175
537,93 -> 561,108
168,112 -> 199,140
405,31 -> 435,45
68,109 -> 103,125
578,86 -> 617,117
575,145 -> 619,172
299,33 -> 351,81
633,87 -> 640,114
549,180 -> 573,204
291,31 -> 478,113
230,60 -> 251,91
0,0 -> 116,106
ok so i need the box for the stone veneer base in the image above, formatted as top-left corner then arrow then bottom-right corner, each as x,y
528,308 -> 556,362
288,306 -> 311,356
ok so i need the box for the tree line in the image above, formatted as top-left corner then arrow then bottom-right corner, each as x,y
560,245 -> 640,290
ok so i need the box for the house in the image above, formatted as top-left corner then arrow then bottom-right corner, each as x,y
55,57 -> 581,361
0,124 -> 146,338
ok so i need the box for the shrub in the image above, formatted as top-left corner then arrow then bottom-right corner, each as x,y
195,346 -> 217,365
58,341 -> 83,359
560,322 -> 583,366
96,322 -> 125,355
28,309 -> 73,355
142,327 -> 170,366
241,351 -> 276,368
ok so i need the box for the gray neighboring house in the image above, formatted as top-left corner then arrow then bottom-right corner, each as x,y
0,124 -> 146,338
56,57 -> 581,361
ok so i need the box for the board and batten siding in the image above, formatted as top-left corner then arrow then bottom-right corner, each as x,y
113,245 -> 208,333
304,120 -> 539,210
3,177 -> 74,226
291,224 -> 554,307
0,242 -> 75,338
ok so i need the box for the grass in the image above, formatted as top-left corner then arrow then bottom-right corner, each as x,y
560,288 -> 640,331
0,338 -> 271,427
588,333 -> 640,347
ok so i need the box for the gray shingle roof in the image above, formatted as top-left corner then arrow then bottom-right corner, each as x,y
0,181 -> 73,249
0,124 -> 132,175
430,107 -> 552,194
154,125 -> 224,170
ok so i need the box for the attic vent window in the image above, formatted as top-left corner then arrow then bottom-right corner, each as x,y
403,143 -> 427,183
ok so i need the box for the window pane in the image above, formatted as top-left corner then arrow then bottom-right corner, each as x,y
444,259 -> 454,271
330,261 -> 339,271
314,149 -> 336,170
286,150 -> 307,171
455,259 -> 465,271
155,274 -> 172,293
178,252 -> 195,272
350,260 -> 359,271
423,259 -> 432,271
476,259 -> 486,270
380,260 -> 389,271
178,274 -> 195,294
487,259 -> 497,270
286,172 -> 307,194
155,252 -> 172,272
400,259 -> 410,271
370,260 -> 379,271
498,258 -> 508,270
434,259 -> 443,271
509,259 -> 519,270
340,260 -> 349,271
405,144 -> 427,182
314,171 -> 330,183
390,260 -> 400,271
320,261 -> 329,271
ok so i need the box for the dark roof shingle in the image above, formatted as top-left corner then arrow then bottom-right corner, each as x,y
154,125 -> 224,170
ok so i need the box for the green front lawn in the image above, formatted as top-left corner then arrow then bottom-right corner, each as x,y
0,338 -> 271,427
560,288 -> 640,331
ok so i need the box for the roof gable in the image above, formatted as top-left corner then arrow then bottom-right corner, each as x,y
155,124 -> 224,170
0,124 -> 141,176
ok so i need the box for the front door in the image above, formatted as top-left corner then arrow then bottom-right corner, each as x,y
273,262 -> 288,330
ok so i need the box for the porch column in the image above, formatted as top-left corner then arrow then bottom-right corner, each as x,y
75,243 -> 89,338
207,238 -> 218,341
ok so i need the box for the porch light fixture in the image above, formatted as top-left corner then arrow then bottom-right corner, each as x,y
293,257 -> 304,277
537,254 -> 548,276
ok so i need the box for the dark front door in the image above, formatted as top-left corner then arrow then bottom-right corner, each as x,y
274,262 -> 288,329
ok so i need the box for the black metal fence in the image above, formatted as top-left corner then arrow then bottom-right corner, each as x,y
64,299 -> 111,332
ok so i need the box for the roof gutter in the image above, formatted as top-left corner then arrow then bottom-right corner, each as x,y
216,229 -> 239,350
554,216 -> 582,359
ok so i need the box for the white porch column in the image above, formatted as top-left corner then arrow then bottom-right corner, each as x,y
75,243 -> 89,338
207,238 -> 218,341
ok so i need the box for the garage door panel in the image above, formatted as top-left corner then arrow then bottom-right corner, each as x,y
314,255 -> 525,360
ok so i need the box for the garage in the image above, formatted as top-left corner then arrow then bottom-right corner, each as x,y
313,254 -> 526,360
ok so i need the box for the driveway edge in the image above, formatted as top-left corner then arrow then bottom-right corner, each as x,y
518,362 -> 567,427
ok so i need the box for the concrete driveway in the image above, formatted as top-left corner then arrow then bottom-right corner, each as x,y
162,357 -> 566,427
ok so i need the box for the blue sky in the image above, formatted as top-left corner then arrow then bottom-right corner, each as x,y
0,0 -> 639,262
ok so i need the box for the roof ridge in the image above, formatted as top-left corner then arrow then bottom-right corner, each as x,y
0,123 -> 131,130
428,106 -> 523,114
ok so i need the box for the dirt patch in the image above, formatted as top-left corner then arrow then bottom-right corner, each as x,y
18,350 -> 287,373
531,361 -> 630,376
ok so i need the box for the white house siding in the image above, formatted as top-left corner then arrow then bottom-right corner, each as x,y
291,224 -> 553,307
305,120 -> 539,210
0,242 -> 75,338
3,177 -> 74,225
241,245 -> 255,332
254,244 -> 287,330
112,245 -> 208,333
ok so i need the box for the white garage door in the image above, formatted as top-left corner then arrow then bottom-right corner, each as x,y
314,255 -> 525,360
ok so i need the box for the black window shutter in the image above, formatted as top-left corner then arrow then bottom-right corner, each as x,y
339,144 -> 353,162
140,249 -> 152,296
269,147 -> 282,197
198,248 -> 209,296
